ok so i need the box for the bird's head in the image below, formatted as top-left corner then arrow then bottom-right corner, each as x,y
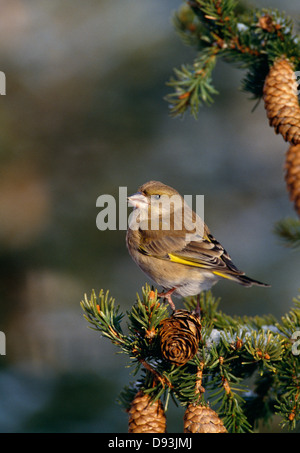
127,181 -> 187,232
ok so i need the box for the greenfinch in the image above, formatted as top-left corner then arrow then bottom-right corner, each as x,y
126,180 -> 269,310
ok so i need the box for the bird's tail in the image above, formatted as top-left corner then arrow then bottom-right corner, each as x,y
236,274 -> 270,288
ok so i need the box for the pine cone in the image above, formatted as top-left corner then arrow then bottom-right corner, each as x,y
263,58 -> 300,145
159,310 -> 201,366
184,404 -> 227,433
285,143 -> 300,215
258,14 -> 276,33
128,391 -> 166,433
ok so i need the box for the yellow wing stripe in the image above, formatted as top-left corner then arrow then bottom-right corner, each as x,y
168,255 -> 235,280
168,253 -> 207,268
212,271 -> 234,280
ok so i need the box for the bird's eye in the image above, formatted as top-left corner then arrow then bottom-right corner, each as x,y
153,194 -> 161,200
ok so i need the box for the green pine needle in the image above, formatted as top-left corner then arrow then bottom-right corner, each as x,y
274,218 -> 300,249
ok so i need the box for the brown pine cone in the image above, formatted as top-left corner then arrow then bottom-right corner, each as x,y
184,404 -> 227,433
128,391 -> 166,433
285,143 -> 300,215
263,58 -> 300,145
159,310 -> 201,366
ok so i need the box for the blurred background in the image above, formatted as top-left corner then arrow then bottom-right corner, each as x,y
0,0 -> 299,433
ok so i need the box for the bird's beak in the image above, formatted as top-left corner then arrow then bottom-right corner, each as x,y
127,192 -> 148,209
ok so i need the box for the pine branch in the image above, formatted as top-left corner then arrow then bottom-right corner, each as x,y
166,49 -> 219,118
166,1 -> 300,117
80,289 -> 126,348
81,285 -> 300,432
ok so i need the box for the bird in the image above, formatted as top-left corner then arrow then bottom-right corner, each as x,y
126,180 -> 269,310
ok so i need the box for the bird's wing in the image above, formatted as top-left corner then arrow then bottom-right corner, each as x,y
138,228 -> 243,276
168,233 -> 243,275
137,228 -> 188,257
